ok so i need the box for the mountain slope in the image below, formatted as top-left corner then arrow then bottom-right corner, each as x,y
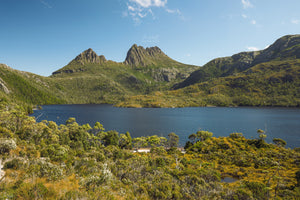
0,64 -> 66,107
117,59 -> 300,107
174,34 -> 300,89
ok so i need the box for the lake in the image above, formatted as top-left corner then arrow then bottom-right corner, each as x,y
31,105 -> 300,148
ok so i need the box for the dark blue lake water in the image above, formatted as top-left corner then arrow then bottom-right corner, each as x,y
31,105 -> 300,148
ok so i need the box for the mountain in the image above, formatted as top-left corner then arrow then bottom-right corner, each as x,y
52,45 -> 197,81
1,35 -> 299,108
49,45 -> 197,104
52,48 -> 108,75
117,35 -> 300,107
174,34 -> 300,89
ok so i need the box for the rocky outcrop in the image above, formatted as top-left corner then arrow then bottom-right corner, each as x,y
128,75 -> 141,84
52,68 -> 86,75
150,68 -> 180,82
75,48 -> 107,64
124,44 -> 167,66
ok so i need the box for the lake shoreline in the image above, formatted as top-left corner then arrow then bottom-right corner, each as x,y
34,103 -> 300,109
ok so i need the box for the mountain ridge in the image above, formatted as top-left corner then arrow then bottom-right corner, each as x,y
173,34 -> 300,89
0,34 -> 300,107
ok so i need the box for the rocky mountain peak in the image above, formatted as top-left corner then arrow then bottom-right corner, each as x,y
124,44 -> 166,66
75,48 -> 106,64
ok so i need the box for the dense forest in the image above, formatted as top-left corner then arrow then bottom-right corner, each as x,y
0,103 -> 299,199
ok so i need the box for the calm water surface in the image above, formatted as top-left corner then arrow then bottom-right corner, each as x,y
31,105 -> 300,148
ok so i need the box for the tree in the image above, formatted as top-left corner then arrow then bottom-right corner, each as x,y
196,131 -> 213,141
103,130 -> 119,146
168,132 -> 179,148
146,135 -> 167,147
66,117 -> 76,125
119,132 -> 132,149
188,133 -> 197,144
133,137 -> 148,149
92,122 -> 105,136
257,129 -> 267,141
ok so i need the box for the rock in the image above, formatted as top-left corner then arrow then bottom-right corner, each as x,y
128,75 -> 141,84
0,160 -> 4,180
0,78 -> 10,94
151,68 -> 179,82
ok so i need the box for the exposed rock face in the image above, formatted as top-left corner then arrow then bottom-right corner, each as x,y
75,48 -> 107,64
124,44 -> 166,66
0,77 -> 10,94
151,68 -> 179,82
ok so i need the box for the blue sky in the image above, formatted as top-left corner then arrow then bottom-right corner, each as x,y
0,0 -> 299,76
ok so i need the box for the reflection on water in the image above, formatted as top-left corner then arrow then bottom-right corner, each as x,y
31,104 -> 300,148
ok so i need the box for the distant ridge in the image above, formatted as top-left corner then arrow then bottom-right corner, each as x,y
174,34 -> 300,89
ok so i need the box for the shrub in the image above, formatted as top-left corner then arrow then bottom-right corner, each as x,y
4,158 -> 24,170
229,132 -> 244,139
273,138 -> 287,147
0,139 -> 16,153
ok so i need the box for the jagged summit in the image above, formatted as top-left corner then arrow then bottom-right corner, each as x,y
74,48 -> 107,64
124,44 -> 167,66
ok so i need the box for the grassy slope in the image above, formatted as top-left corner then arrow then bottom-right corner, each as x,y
116,59 -> 300,107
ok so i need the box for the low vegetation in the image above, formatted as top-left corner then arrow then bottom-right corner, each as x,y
0,104 -> 299,199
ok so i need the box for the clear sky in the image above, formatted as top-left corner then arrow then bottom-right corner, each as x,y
0,0 -> 299,76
